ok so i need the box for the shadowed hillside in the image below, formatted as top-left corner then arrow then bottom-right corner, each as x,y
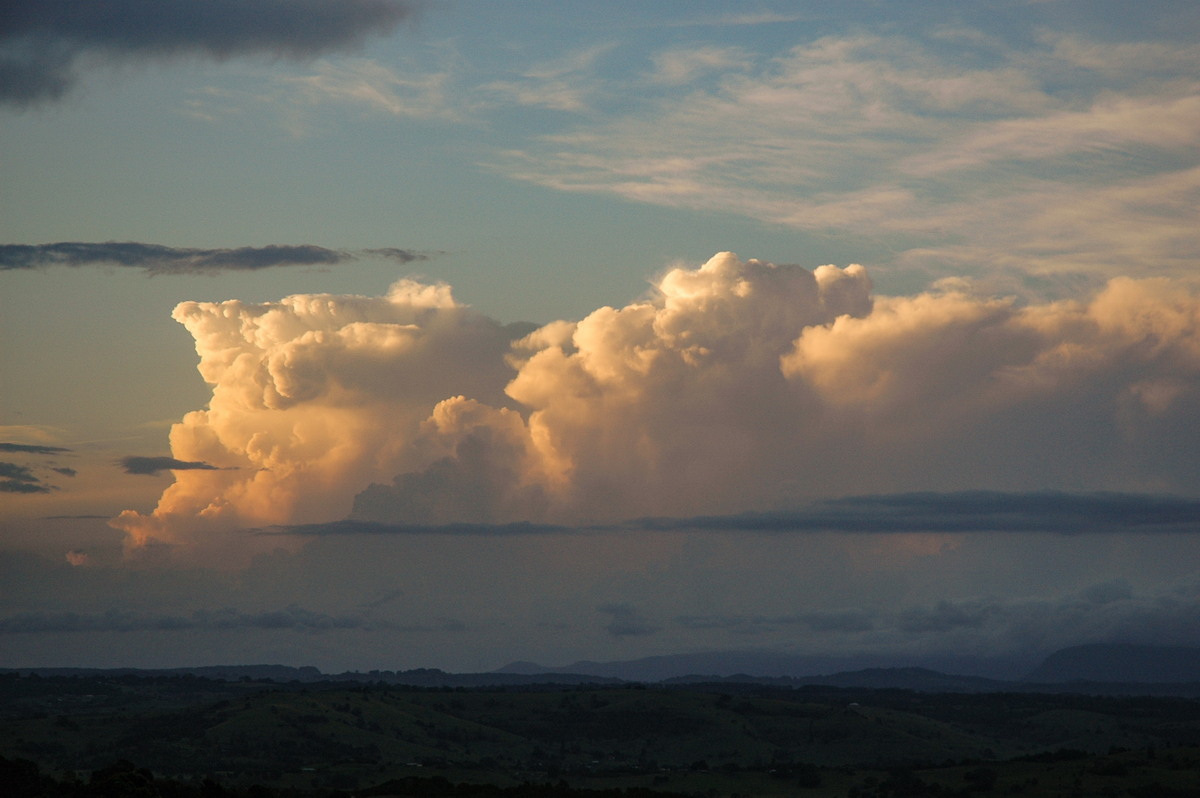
3,671 -> 1200,796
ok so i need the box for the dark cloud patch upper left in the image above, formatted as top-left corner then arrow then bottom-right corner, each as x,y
0,242 -> 432,275
0,0 -> 419,107
0,462 -> 51,494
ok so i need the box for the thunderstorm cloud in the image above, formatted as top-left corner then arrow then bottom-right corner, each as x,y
111,253 -> 1200,561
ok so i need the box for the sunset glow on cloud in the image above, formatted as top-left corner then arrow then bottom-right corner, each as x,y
113,253 -> 1200,563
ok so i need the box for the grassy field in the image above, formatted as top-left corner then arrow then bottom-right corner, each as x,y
3,672 -> 1200,796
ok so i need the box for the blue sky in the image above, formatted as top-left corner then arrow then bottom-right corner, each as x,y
2,0 -> 1200,675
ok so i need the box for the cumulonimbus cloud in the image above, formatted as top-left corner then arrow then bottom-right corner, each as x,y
0,0 -> 418,107
112,253 -> 1200,561
0,242 -> 431,275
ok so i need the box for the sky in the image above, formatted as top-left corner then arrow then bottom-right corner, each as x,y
2,0 -> 1200,677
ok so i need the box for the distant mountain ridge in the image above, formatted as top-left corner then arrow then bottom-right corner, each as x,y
1022,643 -> 1200,684
0,664 -> 620,688
498,644 -> 1200,695
495,651 -> 928,682
6,643 -> 1198,695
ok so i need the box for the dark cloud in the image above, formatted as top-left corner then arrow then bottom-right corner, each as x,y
0,605 -> 394,634
359,588 -> 406,609
51,467 -> 76,477
597,603 -> 661,637
897,601 -> 996,634
0,442 -> 71,454
43,514 -> 110,520
0,461 -> 50,494
627,491 -> 1200,535
363,247 -> 442,263
671,584 -> 1200,667
257,491 -> 1200,538
257,519 -> 575,536
675,611 -> 874,635
1082,580 -> 1134,605
120,456 -> 221,476
800,610 -> 877,633
0,0 -> 418,107
0,242 -> 433,275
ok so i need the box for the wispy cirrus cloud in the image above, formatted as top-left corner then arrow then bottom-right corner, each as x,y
481,44 -> 614,113
647,45 -> 751,86
0,0 -> 419,107
282,57 -> 459,120
491,31 -> 1200,285
0,241 -> 434,275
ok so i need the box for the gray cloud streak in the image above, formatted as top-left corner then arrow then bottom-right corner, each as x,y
597,603 -> 661,637
120,456 -> 222,476
669,581 -> 1200,662
0,605 -> 399,634
0,242 -> 432,275
0,442 -> 71,454
628,492 -> 1200,535
0,0 -> 418,107
260,492 -> 1200,537
0,462 -> 51,494
257,519 -> 575,537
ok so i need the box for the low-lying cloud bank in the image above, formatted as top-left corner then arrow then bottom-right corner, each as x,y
112,253 -> 1200,559
0,242 -> 430,275
262,491 -> 1200,537
0,605 -> 402,634
0,0 -> 417,107
2,577 -> 1196,677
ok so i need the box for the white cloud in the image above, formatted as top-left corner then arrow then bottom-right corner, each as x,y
117,253 -> 1200,561
489,31 -> 1200,282
479,44 -> 614,112
647,46 -> 751,85
111,278 -> 531,560
284,57 -> 459,119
